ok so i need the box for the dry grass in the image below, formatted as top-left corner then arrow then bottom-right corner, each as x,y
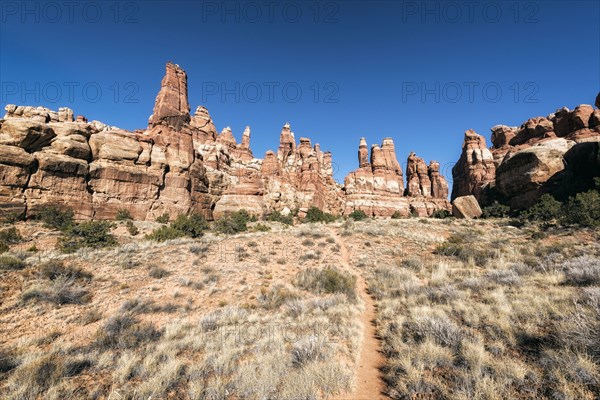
0,222 -> 360,399
363,219 -> 600,399
1,218 -> 598,399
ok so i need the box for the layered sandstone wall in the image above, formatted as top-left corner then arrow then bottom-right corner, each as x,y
452,98 -> 600,208
0,62 -> 450,220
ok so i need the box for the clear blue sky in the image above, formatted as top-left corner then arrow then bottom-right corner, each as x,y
2,1 -> 599,185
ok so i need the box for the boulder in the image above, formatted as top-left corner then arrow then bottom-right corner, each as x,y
452,195 -> 482,219
496,138 -> 572,208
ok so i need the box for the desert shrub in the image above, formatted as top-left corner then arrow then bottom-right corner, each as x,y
0,227 -> 22,248
391,211 -> 403,219
115,209 -> 133,221
0,242 -> 8,254
348,209 -> 368,221
37,206 -> 74,231
482,201 -> 511,218
145,226 -> 184,242
155,212 -> 170,224
561,255 -> 600,286
21,277 -> 90,305
562,190 -> 600,227
521,194 -> 562,222
431,209 -> 452,219
291,335 -> 328,367
258,284 -> 300,309
171,212 -> 209,238
213,210 -> 250,234
0,254 -> 25,270
295,267 -> 357,301
265,210 -> 293,225
58,221 -> 117,253
125,220 -> 139,236
94,314 -> 162,350
39,260 -> 93,281
0,349 -> 18,373
303,206 -> 336,223
149,265 -> 170,279
486,269 -> 522,286
402,316 -> 465,349
252,223 -> 271,232
434,231 -> 495,266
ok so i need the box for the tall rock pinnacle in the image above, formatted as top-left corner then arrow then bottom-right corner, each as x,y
149,62 -> 191,130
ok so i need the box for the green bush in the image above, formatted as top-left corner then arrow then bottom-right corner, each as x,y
0,255 -> 26,270
146,213 -> 208,241
265,210 -> 293,225
348,209 -> 368,221
521,194 -> 562,222
115,209 -> 132,221
155,213 -> 170,224
57,221 -> 117,253
214,210 -> 251,235
125,220 -> 139,236
170,213 -> 209,238
294,267 -> 357,301
0,242 -> 8,254
562,190 -> 600,227
431,209 -> 452,219
303,207 -> 336,223
482,201 -> 511,218
38,206 -> 74,231
252,223 -> 271,232
145,226 -> 185,242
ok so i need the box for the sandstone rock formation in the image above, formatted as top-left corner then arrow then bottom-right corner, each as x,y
0,62 -> 451,221
343,138 -> 450,217
451,129 -> 496,202
452,195 -> 482,219
452,98 -> 600,209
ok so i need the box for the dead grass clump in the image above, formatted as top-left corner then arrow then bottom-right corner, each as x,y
0,254 -> 25,270
149,265 -> 171,279
5,351 -> 93,400
94,314 -> 162,350
294,266 -> 357,301
258,284 -> 300,309
561,255 -> 600,286
21,277 -> 90,305
120,298 -> 178,315
39,260 -> 93,281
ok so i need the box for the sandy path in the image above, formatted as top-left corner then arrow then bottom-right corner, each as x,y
329,228 -> 388,400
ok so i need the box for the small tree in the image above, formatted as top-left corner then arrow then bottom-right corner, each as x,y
38,206 -> 74,231
304,207 -> 336,223
521,194 -> 562,222
482,201 -> 510,218
348,210 -> 368,221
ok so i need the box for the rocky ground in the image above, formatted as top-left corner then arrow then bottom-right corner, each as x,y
1,217 -> 599,399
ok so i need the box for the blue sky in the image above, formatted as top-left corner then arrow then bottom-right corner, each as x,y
1,1 -> 599,184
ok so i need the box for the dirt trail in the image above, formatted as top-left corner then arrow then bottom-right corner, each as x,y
329,228 -> 388,400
